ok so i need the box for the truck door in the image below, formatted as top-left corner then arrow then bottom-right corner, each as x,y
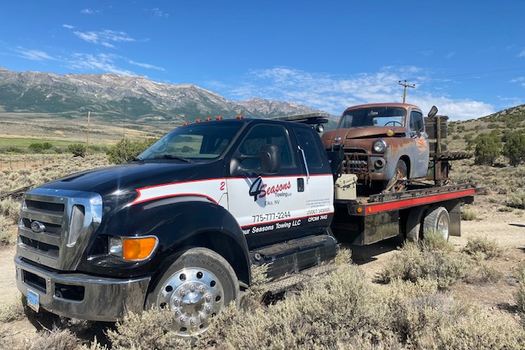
292,126 -> 335,235
227,123 -> 307,248
409,110 -> 430,178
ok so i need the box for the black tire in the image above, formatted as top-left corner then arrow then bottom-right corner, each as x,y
146,247 -> 239,336
404,207 -> 425,243
422,206 -> 450,241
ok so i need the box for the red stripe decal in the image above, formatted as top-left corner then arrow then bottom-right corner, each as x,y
363,189 -> 476,215
132,192 -> 219,205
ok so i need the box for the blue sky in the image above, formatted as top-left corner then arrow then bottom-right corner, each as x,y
1,0 -> 524,120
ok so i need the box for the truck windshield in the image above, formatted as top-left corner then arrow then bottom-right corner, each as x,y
339,107 -> 406,128
138,123 -> 241,161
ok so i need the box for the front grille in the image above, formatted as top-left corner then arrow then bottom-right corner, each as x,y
17,188 -> 102,271
342,149 -> 369,174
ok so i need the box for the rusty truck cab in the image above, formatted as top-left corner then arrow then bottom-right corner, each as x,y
322,103 -> 430,189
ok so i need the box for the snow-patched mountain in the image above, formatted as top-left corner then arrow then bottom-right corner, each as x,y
0,68 -> 319,121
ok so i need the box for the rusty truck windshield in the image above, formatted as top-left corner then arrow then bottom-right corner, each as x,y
339,107 -> 406,128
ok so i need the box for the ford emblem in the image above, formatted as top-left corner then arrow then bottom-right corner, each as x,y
31,221 -> 46,233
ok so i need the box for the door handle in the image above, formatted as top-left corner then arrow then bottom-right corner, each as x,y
297,178 -> 305,192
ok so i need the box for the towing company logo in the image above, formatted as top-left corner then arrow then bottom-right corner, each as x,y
249,176 -> 292,201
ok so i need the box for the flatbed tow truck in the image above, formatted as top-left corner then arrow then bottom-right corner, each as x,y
14,112 -> 476,337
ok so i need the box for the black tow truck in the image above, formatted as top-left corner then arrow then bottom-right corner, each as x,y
15,116 -> 475,336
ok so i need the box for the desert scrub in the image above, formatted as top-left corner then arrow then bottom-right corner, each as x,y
378,234 -> 469,290
507,191 -> 525,209
462,236 -> 502,259
106,265 -> 525,350
0,298 -> 24,323
0,215 -> 17,246
516,266 -> 525,314
461,207 -> 478,221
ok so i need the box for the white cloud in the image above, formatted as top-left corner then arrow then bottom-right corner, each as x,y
62,24 -> 74,29
518,49 -> 525,58
69,53 -> 134,75
148,8 -> 169,18
511,77 -> 525,87
72,29 -> 135,48
128,60 -> 165,71
15,48 -> 55,61
445,51 -> 456,59
80,8 -> 97,15
229,67 -> 494,120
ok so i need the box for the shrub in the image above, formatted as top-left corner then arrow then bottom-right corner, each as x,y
106,138 -> 155,164
517,266 -> 525,314
28,142 -> 53,153
67,143 -> 87,157
461,207 -> 478,221
378,242 -> 469,290
503,131 -> 525,166
0,298 -> 24,323
462,236 -> 502,259
507,191 -> 525,209
464,262 -> 502,284
474,133 -> 502,165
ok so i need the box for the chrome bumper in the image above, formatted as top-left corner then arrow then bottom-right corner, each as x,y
15,256 -> 151,322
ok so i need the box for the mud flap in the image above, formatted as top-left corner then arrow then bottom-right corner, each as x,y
448,201 -> 462,237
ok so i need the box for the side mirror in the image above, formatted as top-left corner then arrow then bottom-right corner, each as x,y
260,145 -> 280,174
315,124 -> 324,133
428,105 -> 438,118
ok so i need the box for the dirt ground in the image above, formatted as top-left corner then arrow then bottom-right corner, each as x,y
1,195 -> 524,341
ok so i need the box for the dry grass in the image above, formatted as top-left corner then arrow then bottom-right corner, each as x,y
378,233 -> 504,290
0,298 -> 24,323
462,236 -> 503,259
0,154 -> 108,246
461,207 -> 478,221
103,263 -> 525,350
378,236 -> 469,290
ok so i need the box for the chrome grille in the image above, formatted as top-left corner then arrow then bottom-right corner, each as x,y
342,149 -> 369,174
17,188 -> 102,271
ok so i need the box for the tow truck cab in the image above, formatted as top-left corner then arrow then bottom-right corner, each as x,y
15,119 -> 338,335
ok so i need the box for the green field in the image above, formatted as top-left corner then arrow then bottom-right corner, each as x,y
0,137 -> 81,148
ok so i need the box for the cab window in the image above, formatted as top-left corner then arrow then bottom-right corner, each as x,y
409,111 -> 424,132
294,127 -> 324,170
236,124 -> 295,172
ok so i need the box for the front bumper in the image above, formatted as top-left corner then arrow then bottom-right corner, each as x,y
15,256 -> 151,322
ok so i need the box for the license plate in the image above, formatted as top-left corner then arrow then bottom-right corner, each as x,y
27,289 -> 40,312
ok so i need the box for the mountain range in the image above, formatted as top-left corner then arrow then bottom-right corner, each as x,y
0,68 -> 319,122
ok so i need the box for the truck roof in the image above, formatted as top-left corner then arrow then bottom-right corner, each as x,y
184,117 -> 313,129
343,102 -> 420,114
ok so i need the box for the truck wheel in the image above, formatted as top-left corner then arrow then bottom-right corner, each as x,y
384,160 -> 408,192
423,206 -> 450,241
146,247 -> 239,336
404,207 -> 425,243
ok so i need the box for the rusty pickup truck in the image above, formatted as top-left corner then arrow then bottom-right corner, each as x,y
322,103 -> 437,192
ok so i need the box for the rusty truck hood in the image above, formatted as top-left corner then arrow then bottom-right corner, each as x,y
322,127 -> 405,147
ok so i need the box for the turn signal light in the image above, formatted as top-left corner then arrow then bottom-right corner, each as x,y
122,236 -> 158,261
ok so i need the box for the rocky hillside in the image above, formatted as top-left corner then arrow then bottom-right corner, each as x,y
0,68 -> 318,122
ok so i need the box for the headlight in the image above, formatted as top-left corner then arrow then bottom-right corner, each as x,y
109,236 -> 158,261
373,139 -> 387,153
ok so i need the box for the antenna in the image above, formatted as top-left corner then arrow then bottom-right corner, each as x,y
398,80 -> 416,103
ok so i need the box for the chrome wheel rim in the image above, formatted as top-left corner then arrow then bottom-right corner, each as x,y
437,214 -> 449,239
157,267 -> 224,336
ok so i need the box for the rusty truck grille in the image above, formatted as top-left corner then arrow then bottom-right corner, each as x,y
342,149 -> 369,174
17,188 -> 102,271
